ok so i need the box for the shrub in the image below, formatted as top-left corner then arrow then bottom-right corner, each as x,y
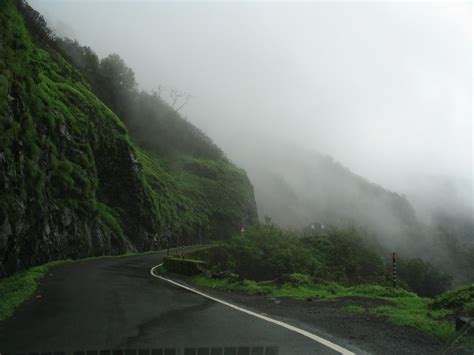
192,225 -> 387,284
398,258 -> 452,297
431,284 -> 474,316
221,225 -> 319,281
301,226 -> 385,283
192,224 -> 451,299
286,273 -> 313,287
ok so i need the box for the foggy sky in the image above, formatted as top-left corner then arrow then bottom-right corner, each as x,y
30,0 -> 472,201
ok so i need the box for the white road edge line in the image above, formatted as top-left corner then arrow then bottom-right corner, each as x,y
150,263 -> 355,355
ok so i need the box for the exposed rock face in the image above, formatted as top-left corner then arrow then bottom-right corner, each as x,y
0,87 -> 149,274
0,0 -> 258,275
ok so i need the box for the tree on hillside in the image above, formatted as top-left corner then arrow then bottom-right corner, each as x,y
17,0 -> 55,45
99,54 -> 137,118
100,54 -> 137,94
57,38 -> 100,83
56,38 -> 224,160
169,88 -> 192,112
152,85 -> 192,113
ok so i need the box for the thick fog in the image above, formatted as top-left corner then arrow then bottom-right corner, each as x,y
30,0 -> 472,222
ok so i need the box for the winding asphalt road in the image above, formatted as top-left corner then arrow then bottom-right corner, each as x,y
0,249 -> 350,354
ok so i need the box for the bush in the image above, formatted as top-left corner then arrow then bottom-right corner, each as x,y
301,226 -> 385,283
194,225 -> 385,283
233,280 -> 273,295
221,225 -> 319,281
398,258 -> 452,297
286,273 -> 313,287
163,257 -> 207,276
192,225 -> 451,298
431,284 -> 474,316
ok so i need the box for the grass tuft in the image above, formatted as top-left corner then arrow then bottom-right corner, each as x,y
342,304 -> 366,313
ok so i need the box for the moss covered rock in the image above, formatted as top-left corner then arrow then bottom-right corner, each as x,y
0,0 -> 257,276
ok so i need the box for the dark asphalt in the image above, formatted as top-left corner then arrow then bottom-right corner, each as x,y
0,249 -> 342,355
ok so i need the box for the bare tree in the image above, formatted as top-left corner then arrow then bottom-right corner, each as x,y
151,84 -> 165,99
175,93 -> 192,112
169,88 -> 181,108
153,85 -> 193,112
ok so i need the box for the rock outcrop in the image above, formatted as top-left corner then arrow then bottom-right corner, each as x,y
0,0 -> 257,276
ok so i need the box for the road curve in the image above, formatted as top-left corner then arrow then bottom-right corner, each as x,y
0,249 -> 350,354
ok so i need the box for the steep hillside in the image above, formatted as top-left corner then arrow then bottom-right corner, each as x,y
227,140 -> 473,283
0,0 -> 257,276
233,143 -> 423,253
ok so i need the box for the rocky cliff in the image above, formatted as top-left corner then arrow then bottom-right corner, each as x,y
0,0 -> 257,276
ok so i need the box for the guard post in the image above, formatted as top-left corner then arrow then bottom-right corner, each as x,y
392,252 -> 397,288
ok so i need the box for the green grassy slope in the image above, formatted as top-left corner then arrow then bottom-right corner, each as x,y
0,0 -> 257,275
137,149 -> 257,244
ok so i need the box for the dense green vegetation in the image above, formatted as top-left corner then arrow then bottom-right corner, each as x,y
0,0 -> 257,275
188,224 -> 451,296
398,257 -> 453,298
1,0 -> 131,268
173,225 -> 473,345
137,149 -> 257,245
431,284 -> 474,317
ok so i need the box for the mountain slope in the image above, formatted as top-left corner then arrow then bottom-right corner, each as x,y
0,0 -> 257,276
226,138 -> 472,283
232,142 -> 422,252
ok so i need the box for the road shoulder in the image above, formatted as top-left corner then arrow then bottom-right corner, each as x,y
156,270 -> 467,355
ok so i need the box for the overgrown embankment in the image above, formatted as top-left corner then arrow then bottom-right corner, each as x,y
0,0 -> 257,276
187,224 -> 452,295
173,225 -> 473,348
